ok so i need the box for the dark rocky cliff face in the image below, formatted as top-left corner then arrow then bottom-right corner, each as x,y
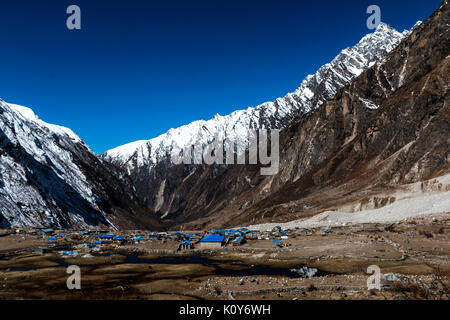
128,0 -> 449,230
65,142 -> 165,230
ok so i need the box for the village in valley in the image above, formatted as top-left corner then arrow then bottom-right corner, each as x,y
0,224 -> 323,256
0,213 -> 448,300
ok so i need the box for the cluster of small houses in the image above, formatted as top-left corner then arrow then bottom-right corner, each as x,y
28,225 -> 332,254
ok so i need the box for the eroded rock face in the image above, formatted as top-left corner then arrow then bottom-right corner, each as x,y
223,0 -> 449,228
126,1 -> 449,230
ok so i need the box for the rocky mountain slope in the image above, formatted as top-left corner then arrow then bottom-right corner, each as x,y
99,21 -> 422,229
103,23 -> 408,175
130,0 -> 449,230
0,100 -> 163,229
1,1 -> 447,231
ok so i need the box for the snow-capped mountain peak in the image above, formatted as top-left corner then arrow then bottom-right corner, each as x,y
103,22 -> 413,173
1,98 -> 166,229
6,102 -> 81,142
0,100 -> 108,228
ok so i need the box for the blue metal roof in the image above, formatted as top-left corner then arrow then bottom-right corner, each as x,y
211,229 -> 228,235
100,234 -> 114,239
200,234 -> 224,243
232,236 -> 245,243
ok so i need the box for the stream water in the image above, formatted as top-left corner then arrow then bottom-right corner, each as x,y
52,253 -> 327,278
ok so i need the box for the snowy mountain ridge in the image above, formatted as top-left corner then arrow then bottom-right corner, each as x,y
103,22 -> 413,173
7,102 -> 82,143
0,99 -> 110,228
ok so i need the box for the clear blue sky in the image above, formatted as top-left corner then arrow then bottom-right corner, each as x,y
0,0 -> 441,154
